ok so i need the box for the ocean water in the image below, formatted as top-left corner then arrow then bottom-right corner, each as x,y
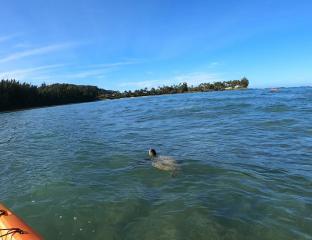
0,88 -> 312,240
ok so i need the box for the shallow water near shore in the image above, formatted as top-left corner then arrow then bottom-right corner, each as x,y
1,88 -> 312,240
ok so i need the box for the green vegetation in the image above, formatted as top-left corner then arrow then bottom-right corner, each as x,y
0,80 -> 113,111
108,77 -> 249,98
0,78 -> 249,111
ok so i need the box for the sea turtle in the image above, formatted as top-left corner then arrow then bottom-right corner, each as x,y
148,149 -> 179,176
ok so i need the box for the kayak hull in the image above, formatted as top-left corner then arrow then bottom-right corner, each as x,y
0,204 -> 42,240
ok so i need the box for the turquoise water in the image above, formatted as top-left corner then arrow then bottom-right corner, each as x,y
1,88 -> 312,240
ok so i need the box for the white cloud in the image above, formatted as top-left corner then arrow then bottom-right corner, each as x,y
63,68 -> 109,79
13,43 -> 32,49
42,60 -> 139,80
0,64 -> 65,81
119,80 -> 167,89
93,60 -> 140,68
0,42 -> 77,63
0,59 -> 141,85
119,72 -> 223,90
174,72 -> 222,86
208,62 -> 220,68
0,34 -> 19,43
0,64 -> 105,83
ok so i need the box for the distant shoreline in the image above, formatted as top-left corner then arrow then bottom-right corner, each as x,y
0,78 -> 249,112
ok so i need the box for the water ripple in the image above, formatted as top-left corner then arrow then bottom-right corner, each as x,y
0,87 -> 312,239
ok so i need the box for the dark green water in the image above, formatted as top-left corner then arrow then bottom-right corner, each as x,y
1,88 -> 312,240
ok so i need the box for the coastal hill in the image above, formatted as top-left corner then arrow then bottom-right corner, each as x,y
0,77 -> 248,112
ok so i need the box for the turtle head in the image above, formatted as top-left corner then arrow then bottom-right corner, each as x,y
148,148 -> 157,158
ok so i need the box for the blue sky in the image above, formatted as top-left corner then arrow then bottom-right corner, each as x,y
0,0 -> 311,90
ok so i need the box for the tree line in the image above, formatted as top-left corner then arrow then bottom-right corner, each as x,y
102,77 -> 249,98
0,80 -> 113,111
0,78 -> 248,111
